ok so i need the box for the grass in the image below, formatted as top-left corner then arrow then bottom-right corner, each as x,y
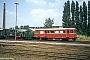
77,35 -> 90,40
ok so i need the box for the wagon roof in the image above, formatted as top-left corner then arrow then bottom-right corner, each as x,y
0,29 -> 3,30
35,28 -> 76,30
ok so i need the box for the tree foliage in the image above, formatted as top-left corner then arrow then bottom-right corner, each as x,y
87,1 -> 90,36
43,18 -> 54,28
75,1 -> 80,33
62,0 -> 90,36
62,0 -> 71,28
83,1 -> 87,35
79,5 -> 83,34
71,1 -> 75,28
62,2 -> 67,27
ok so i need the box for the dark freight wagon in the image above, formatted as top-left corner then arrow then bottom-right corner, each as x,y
20,29 -> 34,40
6,29 -> 20,39
0,29 -> 21,39
0,28 -> 34,40
0,29 -> 5,39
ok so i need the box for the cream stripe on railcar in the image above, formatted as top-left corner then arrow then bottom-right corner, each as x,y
35,28 -> 76,30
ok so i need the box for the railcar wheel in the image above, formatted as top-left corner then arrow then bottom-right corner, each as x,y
66,38 -> 69,42
62,38 -> 66,41
32,37 -> 34,40
62,38 -> 69,42
73,38 -> 76,42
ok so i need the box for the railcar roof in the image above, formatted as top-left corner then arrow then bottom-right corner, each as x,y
35,28 -> 76,30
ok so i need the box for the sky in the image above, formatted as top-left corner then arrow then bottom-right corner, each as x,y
0,0 -> 89,28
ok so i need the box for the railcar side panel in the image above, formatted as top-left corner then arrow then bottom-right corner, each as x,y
46,33 -> 66,38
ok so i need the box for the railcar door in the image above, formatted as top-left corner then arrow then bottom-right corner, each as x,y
66,30 -> 69,38
45,31 -> 47,37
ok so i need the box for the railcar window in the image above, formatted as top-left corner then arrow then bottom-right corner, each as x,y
35,31 -> 39,34
60,30 -> 65,33
40,31 -> 44,34
50,30 -> 54,33
55,31 -> 59,33
70,30 -> 73,33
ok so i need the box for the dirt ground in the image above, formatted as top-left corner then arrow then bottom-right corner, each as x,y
0,41 -> 90,60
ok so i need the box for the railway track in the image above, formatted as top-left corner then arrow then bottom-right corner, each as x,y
0,38 -> 90,44
0,40 -> 90,47
0,40 -> 90,60
0,44 -> 90,60
1,49 -> 90,60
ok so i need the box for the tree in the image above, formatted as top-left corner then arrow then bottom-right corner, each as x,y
66,0 -> 71,20
75,1 -> 80,34
79,5 -> 83,34
62,2 -> 67,27
66,0 -> 71,27
43,18 -> 54,28
83,1 -> 87,35
62,2 -> 68,27
87,1 -> 90,36
62,0 -> 71,28
71,1 -> 75,28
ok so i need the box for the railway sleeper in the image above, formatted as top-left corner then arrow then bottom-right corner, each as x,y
33,51 -> 49,55
55,53 -> 68,58
67,54 -> 77,59
67,59 -> 76,60
77,55 -> 88,59
28,55 -> 47,60
47,53 -> 56,57
55,57 -> 67,60
67,51 -> 78,55
55,50 -> 67,54
46,56 -> 56,60
15,52 -> 27,55
83,50 -> 90,54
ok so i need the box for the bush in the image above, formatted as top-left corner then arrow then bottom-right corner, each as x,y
77,35 -> 90,40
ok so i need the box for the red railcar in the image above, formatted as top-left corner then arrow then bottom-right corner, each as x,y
34,28 -> 76,41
